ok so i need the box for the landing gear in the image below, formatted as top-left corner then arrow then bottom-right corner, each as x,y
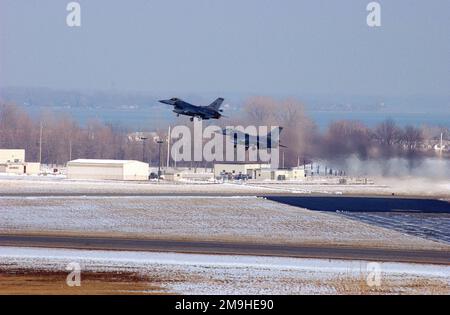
190,117 -> 194,122
177,114 -> 179,117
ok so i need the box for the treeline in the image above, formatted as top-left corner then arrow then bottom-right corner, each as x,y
231,97 -> 449,166
0,103 -> 166,165
0,99 -> 448,166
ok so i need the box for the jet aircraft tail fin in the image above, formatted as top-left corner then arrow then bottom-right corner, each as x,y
207,98 -> 224,111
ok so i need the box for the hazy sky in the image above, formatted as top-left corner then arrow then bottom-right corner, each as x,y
0,0 -> 449,96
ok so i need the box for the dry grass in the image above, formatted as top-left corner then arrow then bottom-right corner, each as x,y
0,269 -> 165,295
1,267 -> 448,295
331,273 -> 450,295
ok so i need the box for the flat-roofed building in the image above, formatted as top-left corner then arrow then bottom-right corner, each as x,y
213,162 -> 271,179
67,159 -> 149,181
255,168 -> 293,181
0,149 -> 40,175
252,167 -> 307,181
0,162 -> 24,174
24,162 -> 41,175
164,168 -> 214,182
291,167 -> 306,179
0,149 -> 25,163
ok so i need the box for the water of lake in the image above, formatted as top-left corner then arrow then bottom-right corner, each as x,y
26,106 -> 450,131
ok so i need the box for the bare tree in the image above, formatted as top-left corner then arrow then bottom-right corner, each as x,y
374,119 -> 401,146
322,120 -> 371,159
402,125 -> 423,150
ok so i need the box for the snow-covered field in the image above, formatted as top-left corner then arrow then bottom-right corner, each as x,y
0,196 -> 447,250
246,178 -> 450,198
0,175 -> 448,294
0,176 -> 275,195
0,247 -> 448,294
0,175 -> 448,198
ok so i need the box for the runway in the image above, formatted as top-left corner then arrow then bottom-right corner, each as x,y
0,234 -> 449,265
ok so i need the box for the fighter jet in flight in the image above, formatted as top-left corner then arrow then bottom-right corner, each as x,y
219,126 -> 286,150
159,97 -> 225,121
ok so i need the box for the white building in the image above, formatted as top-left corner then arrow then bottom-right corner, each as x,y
255,168 -> 293,180
0,149 -> 25,163
213,162 -> 271,179
253,167 -> 306,181
291,167 -> 307,180
0,149 -> 40,175
164,168 -> 214,182
67,159 -> 149,181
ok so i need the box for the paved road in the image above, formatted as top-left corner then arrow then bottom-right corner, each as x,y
0,234 -> 449,265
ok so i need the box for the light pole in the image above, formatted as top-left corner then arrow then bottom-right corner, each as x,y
69,138 -> 72,161
140,136 -> 148,163
156,139 -> 164,181
39,121 -> 43,164
166,125 -> 171,168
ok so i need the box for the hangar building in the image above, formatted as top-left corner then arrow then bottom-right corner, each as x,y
67,159 -> 149,181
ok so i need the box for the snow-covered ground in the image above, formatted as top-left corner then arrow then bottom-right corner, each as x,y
246,178 -> 450,198
0,246 -> 448,294
0,175 -> 448,198
0,196 -> 447,250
